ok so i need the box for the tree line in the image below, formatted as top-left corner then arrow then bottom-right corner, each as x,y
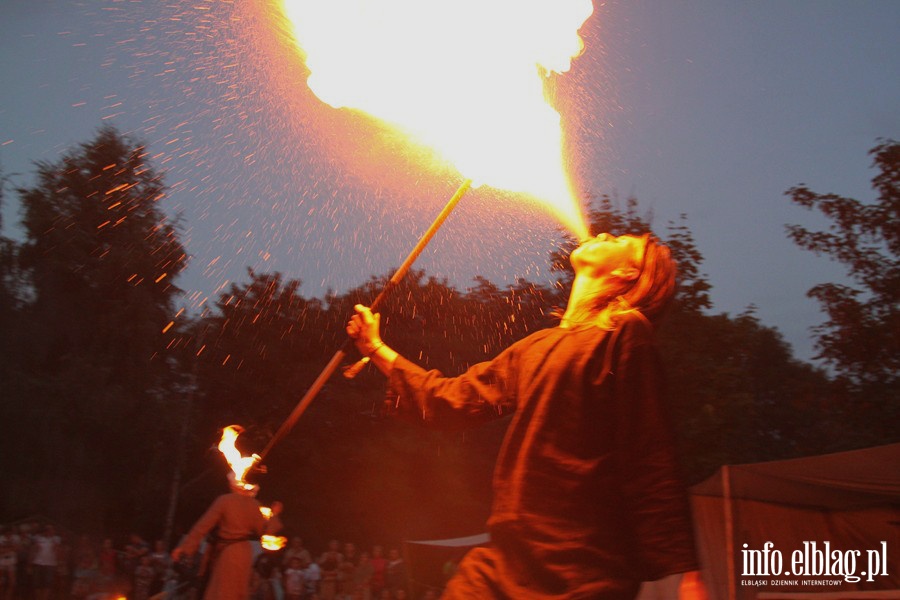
0,126 -> 896,549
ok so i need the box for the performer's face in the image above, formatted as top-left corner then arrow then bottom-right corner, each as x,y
570,233 -> 645,278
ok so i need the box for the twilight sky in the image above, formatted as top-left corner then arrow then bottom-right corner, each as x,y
2,0 -> 898,364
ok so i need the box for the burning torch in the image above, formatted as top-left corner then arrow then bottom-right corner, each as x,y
217,425 -> 286,550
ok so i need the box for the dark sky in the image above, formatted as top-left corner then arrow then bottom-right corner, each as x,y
2,0 -> 898,364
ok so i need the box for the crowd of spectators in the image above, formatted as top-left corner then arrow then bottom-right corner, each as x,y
0,520 -> 427,600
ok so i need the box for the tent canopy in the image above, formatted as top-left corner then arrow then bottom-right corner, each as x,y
691,443 -> 900,509
405,533 -> 490,549
403,533 -> 490,596
688,443 -> 900,600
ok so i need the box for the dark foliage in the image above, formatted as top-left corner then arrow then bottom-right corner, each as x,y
1,129 -> 893,553
0,127 -> 188,533
785,139 -> 899,441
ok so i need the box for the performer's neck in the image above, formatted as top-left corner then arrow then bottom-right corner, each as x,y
560,274 -> 613,328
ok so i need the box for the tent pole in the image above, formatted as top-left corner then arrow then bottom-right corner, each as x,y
723,464 -> 736,600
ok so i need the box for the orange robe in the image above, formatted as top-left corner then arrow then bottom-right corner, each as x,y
179,492 -> 268,600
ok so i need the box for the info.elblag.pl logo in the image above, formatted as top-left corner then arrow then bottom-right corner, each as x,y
741,541 -> 889,587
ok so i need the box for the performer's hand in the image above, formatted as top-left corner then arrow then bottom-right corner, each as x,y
171,547 -> 184,563
346,304 -> 383,357
678,571 -> 709,600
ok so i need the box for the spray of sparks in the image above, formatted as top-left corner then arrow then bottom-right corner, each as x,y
4,0 -> 607,343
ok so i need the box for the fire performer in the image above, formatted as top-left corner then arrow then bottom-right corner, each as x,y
347,233 -> 707,600
171,473 -> 283,600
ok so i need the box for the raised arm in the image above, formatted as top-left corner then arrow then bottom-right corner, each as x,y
347,304 -> 517,428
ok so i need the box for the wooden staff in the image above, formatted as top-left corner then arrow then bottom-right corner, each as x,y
257,179 -> 473,461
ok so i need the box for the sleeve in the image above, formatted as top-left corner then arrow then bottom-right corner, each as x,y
178,496 -> 227,555
386,345 -> 519,430
612,318 -> 699,580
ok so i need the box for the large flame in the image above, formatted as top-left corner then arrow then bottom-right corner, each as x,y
279,0 -> 592,240
218,425 -> 260,490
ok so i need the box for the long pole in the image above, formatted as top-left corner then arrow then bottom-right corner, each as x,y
162,387 -> 193,548
258,179 -> 473,461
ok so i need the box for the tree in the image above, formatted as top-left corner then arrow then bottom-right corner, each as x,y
178,268 -> 510,547
2,126 -> 188,529
785,139 -> 899,438
0,166 -> 24,385
18,126 -> 187,385
190,268 -> 329,428
0,169 -> 27,477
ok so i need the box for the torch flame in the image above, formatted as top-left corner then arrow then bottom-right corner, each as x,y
259,506 -> 287,550
218,425 -> 260,491
279,0 -> 592,240
261,534 -> 288,551
218,428 -> 283,550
